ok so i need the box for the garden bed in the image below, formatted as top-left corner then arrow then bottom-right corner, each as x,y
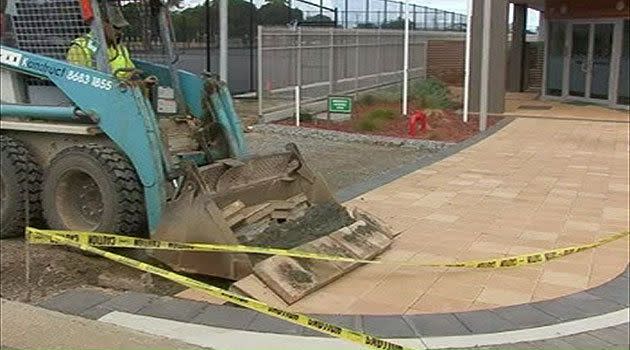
273,79 -> 503,143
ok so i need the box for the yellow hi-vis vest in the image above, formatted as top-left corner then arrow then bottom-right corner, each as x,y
66,34 -> 134,78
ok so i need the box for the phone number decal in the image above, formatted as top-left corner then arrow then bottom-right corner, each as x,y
66,70 -> 113,90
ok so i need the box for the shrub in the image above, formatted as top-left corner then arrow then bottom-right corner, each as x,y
357,93 -> 377,105
355,118 -> 380,131
353,108 -> 398,132
357,92 -> 400,106
410,78 -> 453,110
299,111 -> 314,122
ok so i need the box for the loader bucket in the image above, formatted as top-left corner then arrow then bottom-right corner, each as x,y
153,144 -> 394,303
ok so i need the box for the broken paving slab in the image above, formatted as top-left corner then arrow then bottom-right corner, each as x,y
253,255 -> 343,304
296,235 -> 361,270
239,219 -> 393,305
351,208 -> 400,238
230,274 -> 289,309
329,220 -> 392,259
175,288 -> 226,305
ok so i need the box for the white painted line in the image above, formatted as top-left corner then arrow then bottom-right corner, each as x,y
100,308 -> 629,350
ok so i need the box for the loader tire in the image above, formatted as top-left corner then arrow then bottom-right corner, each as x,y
0,135 -> 43,239
42,144 -> 146,235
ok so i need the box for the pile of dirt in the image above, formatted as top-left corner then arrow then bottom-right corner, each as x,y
275,102 -> 502,143
0,239 -> 185,303
245,202 -> 354,249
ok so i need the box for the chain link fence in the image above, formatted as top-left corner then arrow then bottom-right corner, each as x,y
257,25 -> 426,118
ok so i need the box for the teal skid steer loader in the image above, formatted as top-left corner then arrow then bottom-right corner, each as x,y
0,0 -> 374,283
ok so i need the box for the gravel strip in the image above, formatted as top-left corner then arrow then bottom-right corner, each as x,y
251,124 -> 454,151
245,132 -> 435,192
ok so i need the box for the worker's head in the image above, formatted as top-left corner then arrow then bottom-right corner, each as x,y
103,3 -> 129,45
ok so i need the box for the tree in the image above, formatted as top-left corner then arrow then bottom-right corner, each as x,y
171,5 -> 205,43
257,1 -> 303,26
381,17 -> 415,30
207,0 -> 257,41
303,14 -> 333,25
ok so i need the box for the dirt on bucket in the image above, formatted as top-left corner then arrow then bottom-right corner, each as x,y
245,202 -> 354,250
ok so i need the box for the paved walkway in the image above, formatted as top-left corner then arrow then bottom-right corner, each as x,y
288,116 -> 629,315
0,299 -> 206,349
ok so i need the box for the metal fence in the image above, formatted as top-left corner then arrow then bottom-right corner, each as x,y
333,0 -> 467,31
257,26 -> 427,117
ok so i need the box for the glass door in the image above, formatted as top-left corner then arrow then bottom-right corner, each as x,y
589,23 -> 614,100
566,21 -> 615,101
569,24 -> 590,97
617,20 -> 629,106
545,22 -> 566,97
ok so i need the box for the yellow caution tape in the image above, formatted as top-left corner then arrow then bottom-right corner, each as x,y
30,229 -> 412,350
26,227 -> 629,269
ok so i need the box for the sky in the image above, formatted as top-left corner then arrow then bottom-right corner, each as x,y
183,0 -> 541,31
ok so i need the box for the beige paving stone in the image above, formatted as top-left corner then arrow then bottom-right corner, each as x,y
532,282 -> 582,301
424,278 -> 486,302
520,230 -> 559,242
475,287 -> 532,305
424,213 -> 460,223
408,294 -> 474,313
564,220 -> 601,232
603,207 -> 630,221
539,270 -> 590,289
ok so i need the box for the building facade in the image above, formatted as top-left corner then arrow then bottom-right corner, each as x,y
470,0 -> 629,114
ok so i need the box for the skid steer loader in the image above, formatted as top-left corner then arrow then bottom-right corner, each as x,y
0,0 -> 393,304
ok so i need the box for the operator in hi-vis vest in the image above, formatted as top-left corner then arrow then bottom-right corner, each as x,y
66,4 -> 134,78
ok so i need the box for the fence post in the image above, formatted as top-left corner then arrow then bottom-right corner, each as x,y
384,0 -> 388,25
354,28 -> 359,94
334,8 -> 338,27
412,5 -> 416,30
297,27 -> 302,117
329,27 -> 335,93
376,28 -> 382,85
344,0 -> 348,28
205,0 -> 211,72
424,6 -> 428,30
365,0 -> 369,25
257,25 -> 263,118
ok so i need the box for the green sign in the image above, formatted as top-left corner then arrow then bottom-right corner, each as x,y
328,96 -> 353,114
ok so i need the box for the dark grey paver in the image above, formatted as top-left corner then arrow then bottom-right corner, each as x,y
492,303 -> 559,328
588,325 -> 630,346
246,313 -> 304,335
362,315 -> 416,337
77,305 -> 114,319
190,304 -> 258,329
97,291 -> 159,313
529,298 -> 596,321
37,288 -> 112,316
587,278 -> 630,306
301,315 -> 361,337
558,292 -> 624,315
454,309 -> 515,334
77,291 -> 159,320
136,296 -> 208,322
404,313 -> 471,337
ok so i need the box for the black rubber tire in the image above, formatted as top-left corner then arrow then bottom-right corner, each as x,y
42,144 -> 146,235
0,135 -> 43,238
